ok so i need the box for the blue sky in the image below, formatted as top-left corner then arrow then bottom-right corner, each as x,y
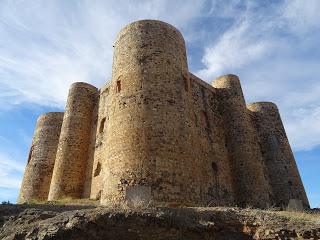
0,0 -> 319,207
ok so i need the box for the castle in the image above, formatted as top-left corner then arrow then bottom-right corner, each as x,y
18,20 -> 309,209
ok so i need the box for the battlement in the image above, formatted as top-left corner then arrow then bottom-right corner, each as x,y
18,20 -> 309,209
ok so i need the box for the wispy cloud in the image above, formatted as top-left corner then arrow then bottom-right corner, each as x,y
196,0 -> 320,151
0,0 -> 205,109
0,152 -> 24,189
1,0 -> 320,152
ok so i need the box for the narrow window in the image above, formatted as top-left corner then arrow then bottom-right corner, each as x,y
27,145 -> 34,164
94,162 -> 101,177
194,112 -> 198,127
212,162 -> 218,173
116,80 -> 121,93
99,117 -> 106,133
184,75 -> 189,91
288,180 -> 293,186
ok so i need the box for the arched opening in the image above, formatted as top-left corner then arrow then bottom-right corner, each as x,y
99,117 -> 106,133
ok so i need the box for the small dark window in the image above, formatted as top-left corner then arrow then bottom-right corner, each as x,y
184,75 -> 189,91
99,117 -> 106,133
194,112 -> 198,127
96,190 -> 102,200
27,146 -> 34,164
94,162 -> 101,177
212,162 -> 218,173
288,180 -> 293,186
116,80 -> 121,93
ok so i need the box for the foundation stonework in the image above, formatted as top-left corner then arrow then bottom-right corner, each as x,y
18,20 -> 309,208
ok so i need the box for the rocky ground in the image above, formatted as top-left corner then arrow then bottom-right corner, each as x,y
0,203 -> 319,240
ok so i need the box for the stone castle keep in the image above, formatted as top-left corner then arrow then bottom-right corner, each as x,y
18,20 -> 309,209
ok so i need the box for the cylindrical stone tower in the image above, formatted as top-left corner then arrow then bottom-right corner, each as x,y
247,102 -> 309,208
18,112 -> 64,203
101,20 -> 193,205
48,82 -> 99,201
212,75 -> 271,208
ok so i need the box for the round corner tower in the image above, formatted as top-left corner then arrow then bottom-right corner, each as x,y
247,102 -> 309,208
212,74 -> 271,208
101,20 -> 194,205
18,112 -> 64,203
48,82 -> 99,201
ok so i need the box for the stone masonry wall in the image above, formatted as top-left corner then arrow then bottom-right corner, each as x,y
212,75 -> 271,208
82,88 -> 100,199
18,19 -> 309,209
18,112 -> 64,203
187,73 -> 235,206
100,20 -> 195,205
89,83 -> 111,200
247,102 -> 310,208
48,82 -> 99,201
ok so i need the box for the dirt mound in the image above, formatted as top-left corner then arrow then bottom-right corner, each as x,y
0,204 -> 319,239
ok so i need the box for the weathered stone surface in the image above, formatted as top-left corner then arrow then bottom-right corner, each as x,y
247,102 -> 310,208
18,19 -> 309,209
212,75 -> 271,208
18,112 -> 64,203
1,205 -> 319,240
48,82 -> 99,201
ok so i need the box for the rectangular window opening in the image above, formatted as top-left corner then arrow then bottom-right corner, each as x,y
116,80 -> 121,93
27,145 -> 34,164
99,117 -> 106,133
184,76 -> 189,91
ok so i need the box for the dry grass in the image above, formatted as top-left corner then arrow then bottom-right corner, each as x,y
271,210 -> 320,223
21,198 -> 99,206
241,205 -> 320,224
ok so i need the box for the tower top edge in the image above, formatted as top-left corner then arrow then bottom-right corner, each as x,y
247,101 -> 279,112
114,19 -> 184,44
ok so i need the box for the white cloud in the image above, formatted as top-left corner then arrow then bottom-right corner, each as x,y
0,152 -> 24,189
282,0 -> 320,34
198,19 -> 270,79
0,0 -> 205,109
196,0 -> 320,151
285,106 -> 320,151
1,0 -> 320,153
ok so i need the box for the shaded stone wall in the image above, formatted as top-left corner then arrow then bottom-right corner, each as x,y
18,112 -> 64,203
212,75 -> 271,208
247,102 -> 309,208
48,82 -> 99,201
89,83 -> 111,200
81,90 -> 100,199
187,74 -> 235,206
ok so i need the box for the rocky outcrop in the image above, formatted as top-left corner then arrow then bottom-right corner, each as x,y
0,204 -> 319,240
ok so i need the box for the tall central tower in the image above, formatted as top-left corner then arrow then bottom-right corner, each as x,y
101,20 -> 193,205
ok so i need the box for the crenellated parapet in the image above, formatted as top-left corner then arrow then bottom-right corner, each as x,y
18,20 -> 309,209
